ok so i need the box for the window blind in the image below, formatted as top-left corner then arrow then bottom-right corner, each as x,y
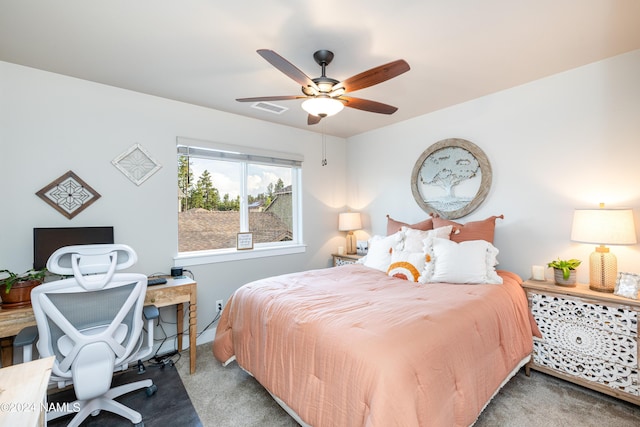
176,137 -> 303,168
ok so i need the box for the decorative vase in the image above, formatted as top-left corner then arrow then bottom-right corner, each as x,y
0,279 -> 41,309
553,269 -> 577,287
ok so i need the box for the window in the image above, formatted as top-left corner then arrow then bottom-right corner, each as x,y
176,139 -> 303,263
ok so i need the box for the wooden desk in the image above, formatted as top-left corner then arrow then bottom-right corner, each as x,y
0,356 -> 54,427
0,277 -> 198,374
0,307 -> 37,368
145,277 -> 198,374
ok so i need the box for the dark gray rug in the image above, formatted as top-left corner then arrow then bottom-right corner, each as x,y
47,362 -> 202,426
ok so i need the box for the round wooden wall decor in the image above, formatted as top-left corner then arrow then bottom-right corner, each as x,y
411,138 -> 492,219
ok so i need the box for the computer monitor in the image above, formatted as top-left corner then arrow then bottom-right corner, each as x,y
33,226 -> 114,270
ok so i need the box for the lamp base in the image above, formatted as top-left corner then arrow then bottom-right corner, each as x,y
345,232 -> 357,255
588,246 -> 617,293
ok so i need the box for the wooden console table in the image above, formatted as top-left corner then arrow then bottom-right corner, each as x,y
0,277 -> 198,374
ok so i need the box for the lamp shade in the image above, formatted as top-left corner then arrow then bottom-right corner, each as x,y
338,212 -> 362,231
302,96 -> 344,118
571,206 -> 637,292
571,208 -> 637,245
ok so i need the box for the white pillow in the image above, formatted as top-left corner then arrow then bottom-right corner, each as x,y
387,250 -> 428,283
359,232 -> 403,272
401,225 -> 453,253
423,237 -> 502,284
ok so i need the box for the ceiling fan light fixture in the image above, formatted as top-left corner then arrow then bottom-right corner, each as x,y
302,96 -> 344,118
317,82 -> 334,92
329,87 -> 346,97
240,49 -> 409,125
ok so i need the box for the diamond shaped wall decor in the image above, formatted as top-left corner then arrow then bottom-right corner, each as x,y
36,171 -> 101,219
112,143 -> 161,186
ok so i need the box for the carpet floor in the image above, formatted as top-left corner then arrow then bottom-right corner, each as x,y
48,361 -> 202,426
176,343 -> 640,427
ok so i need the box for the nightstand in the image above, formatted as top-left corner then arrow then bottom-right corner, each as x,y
521,279 -> 640,405
331,253 -> 363,267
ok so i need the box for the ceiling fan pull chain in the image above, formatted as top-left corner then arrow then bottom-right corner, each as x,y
321,126 -> 328,167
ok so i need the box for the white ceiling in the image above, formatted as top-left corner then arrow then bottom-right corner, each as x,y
1,1 -> 639,138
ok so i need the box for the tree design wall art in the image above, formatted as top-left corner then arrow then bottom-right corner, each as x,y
36,171 -> 101,219
411,138 -> 492,219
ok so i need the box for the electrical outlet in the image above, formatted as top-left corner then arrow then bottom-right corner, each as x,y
216,299 -> 223,312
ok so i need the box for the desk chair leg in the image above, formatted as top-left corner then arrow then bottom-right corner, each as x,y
47,379 -> 157,427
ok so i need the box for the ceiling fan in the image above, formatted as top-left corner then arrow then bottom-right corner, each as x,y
236,49 -> 410,125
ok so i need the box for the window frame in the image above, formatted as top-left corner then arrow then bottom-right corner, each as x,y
174,137 -> 305,266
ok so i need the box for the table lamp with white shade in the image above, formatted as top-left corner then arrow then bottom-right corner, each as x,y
570,204 -> 637,292
338,212 -> 362,255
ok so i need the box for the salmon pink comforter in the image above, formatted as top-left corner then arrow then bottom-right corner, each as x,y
213,264 -> 536,427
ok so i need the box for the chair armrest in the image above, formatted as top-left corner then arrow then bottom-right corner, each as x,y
143,305 -> 159,320
14,325 -> 38,347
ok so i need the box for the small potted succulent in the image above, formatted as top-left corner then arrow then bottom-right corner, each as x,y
0,268 -> 47,308
547,258 -> 581,287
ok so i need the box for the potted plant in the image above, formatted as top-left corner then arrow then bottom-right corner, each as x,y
0,268 -> 47,308
547,258 -> 581,287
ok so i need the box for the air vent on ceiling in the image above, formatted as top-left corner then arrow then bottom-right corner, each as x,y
251,102 -> 288,115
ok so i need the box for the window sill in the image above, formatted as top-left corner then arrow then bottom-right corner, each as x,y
174,244 -> 307,267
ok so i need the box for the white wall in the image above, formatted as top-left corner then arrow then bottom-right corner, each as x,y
2,49 -> 639,351
347,49 -> 640,285
0,61 -> 348,349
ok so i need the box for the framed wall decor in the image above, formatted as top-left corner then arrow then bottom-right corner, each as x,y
236,232 -> 254,250
411,138 -> 492,219
36,170 -> 101,219
615,272 -> 640,300
112,143 -> 162,186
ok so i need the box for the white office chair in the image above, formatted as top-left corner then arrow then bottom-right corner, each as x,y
16,244 -> 158,427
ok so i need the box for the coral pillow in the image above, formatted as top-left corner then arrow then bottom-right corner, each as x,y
387,250 -> 428,283
432,215 -> 503,244
386,215 -> 433,236
360,232 -> 404,272
423,237 -> 502,284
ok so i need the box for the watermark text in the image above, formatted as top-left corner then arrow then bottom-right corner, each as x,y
0,401 -> 81,413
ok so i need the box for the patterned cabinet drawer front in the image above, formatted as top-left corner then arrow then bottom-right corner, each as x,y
533,340 -> 640,396
531,293 -> 638,336
535,316 -> 637,368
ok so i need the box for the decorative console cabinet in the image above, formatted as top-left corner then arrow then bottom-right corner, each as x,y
522,280 -> 640,405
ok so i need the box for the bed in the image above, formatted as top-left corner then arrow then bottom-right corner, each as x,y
213,216 -> 540,426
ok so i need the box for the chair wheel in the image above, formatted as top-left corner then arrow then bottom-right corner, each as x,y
145,384 -> 157,396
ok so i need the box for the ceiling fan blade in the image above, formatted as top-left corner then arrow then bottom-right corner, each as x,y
236,95 -> 306,102
339,96 -> 398,114
257,49 -> 319,92
335,59 -> 410,93
307,114 -> 322,125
